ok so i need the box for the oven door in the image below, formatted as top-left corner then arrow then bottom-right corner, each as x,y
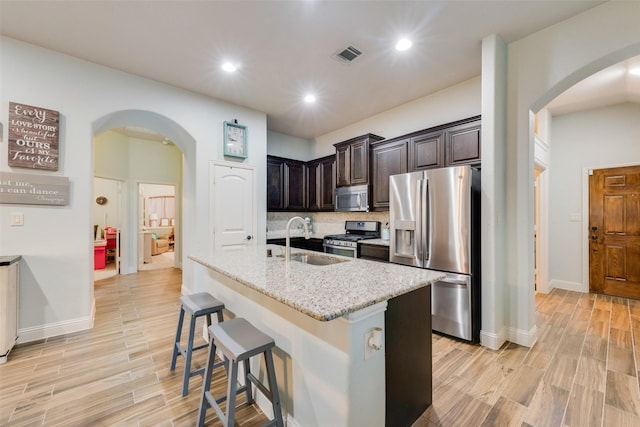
323,243 -> 357,258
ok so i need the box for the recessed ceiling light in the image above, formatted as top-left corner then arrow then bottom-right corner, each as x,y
304,94 -> 316,103
395,38 -> 412,51
221,62 -> 237,73
630,67 -> 640,76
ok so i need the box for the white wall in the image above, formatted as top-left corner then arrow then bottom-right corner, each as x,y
267,130 -> 314,161
549,102 -> 640,289
313,77 -> 481,156
0,36 -> 267,341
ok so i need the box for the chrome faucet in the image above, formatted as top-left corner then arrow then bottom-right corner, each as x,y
285,216 -> 310,262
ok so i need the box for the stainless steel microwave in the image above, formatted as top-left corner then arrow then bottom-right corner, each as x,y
335,185 -> 369,212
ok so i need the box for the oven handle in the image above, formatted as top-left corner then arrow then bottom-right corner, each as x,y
323,243 -> 357,257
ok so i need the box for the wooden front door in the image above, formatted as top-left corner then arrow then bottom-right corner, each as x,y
589,165 -> 640,298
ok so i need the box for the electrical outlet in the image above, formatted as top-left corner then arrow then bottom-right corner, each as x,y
364,330 -> 375,360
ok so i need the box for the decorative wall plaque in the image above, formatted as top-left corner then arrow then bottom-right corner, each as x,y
0,172 -> 69,206
8,102 -> 60,171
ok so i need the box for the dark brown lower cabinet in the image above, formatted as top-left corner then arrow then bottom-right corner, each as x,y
385,285 -> 432,427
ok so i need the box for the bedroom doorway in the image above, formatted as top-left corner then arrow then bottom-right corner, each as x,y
138,182 -> 176,271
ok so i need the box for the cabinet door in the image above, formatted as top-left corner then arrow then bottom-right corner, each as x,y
445,121 -> 481,166
267,156 -> 284,210
350,139 -> 369,185
371,139 -> 408,210
284,160 -> 306,211
319,155 -> 336,210
409,131 -> 443,171
306,160 -> 320,211
336,145 -> 350,187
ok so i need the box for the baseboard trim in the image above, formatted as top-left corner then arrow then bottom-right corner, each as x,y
549,279 -> 587,293
480,328 -> 507,350
17,298 -> 95,344
508,324 -> 538,348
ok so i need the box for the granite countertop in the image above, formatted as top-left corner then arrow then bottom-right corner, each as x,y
189,245 -> 443,322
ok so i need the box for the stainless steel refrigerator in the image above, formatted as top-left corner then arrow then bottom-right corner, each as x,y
389,165 -> 480,342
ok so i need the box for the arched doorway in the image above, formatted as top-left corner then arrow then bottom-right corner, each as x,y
534,55 -> 640,297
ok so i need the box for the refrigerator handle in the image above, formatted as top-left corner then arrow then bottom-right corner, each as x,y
424,179 -> 430,262
416,179 -> 423,262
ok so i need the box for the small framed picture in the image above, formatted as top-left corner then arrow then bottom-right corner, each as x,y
160,218 -> 169,226
223,121 -> 248,158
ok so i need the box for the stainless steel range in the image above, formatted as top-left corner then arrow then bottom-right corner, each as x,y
323,220 -> 381,258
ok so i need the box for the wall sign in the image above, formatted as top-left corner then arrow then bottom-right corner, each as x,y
0,172 -> 69,206
8,102 -> 60,171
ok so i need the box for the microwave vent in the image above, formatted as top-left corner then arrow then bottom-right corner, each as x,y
334,45 -> 363,63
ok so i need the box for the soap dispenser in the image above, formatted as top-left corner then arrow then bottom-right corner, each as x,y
304,217 -> 313,235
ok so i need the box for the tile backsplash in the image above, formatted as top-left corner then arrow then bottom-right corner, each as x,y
267,211 -> 389,237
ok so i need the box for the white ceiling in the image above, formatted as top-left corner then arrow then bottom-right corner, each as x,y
0,0 -> 617,140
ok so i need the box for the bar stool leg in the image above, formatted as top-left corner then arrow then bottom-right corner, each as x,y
242,358 -> 253,404
170,307 -> 185,371
197,339 -> 217,427
265,350 -> 284,427
225,361 -> 239,427
182,313 -> 198,396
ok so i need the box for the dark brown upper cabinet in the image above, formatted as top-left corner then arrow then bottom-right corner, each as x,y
318,155 -> 336,210
445,120 -> 481,167
371,138 -> 408,210
306,154 -> 335,211
266,155 -> 306,211
334,133 -> 384,187
268,154 -> 334,212
285,158 -> 306,211
409,130 -> 444,171
267,156 -> 285,210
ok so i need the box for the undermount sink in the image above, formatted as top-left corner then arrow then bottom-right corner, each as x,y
277,253 -> 351,266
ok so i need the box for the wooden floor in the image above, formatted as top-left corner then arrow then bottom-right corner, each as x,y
2,271 -> 640,426
0,269 -> 267,427
415,289 -> 640,426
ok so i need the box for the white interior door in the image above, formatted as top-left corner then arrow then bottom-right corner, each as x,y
211,162 -> 256,253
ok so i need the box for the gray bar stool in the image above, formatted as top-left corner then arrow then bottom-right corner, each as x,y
170,292 -> 225,396
197,318 -> 284,427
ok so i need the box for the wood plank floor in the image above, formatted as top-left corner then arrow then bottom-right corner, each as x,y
2,270 -> 640,426
414,289 -> 640,427
0,269 -> 267,427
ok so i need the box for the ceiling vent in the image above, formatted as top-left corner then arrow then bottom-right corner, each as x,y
334,45 -> 363,64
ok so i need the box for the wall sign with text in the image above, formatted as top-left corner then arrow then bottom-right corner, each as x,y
8,102 -> 60,171
0,172 -> 69,206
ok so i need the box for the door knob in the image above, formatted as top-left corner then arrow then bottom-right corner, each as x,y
246,235 -> 252,240
591,226 -> 598,231
591,235 -> 598,241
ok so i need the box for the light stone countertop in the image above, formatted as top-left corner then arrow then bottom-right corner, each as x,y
189,245 -> 443,321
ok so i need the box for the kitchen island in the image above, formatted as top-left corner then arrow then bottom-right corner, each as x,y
189,245 -> 443,427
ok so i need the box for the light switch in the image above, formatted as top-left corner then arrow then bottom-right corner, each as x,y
569,213 -> 581,222
11,212 -> 24,226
